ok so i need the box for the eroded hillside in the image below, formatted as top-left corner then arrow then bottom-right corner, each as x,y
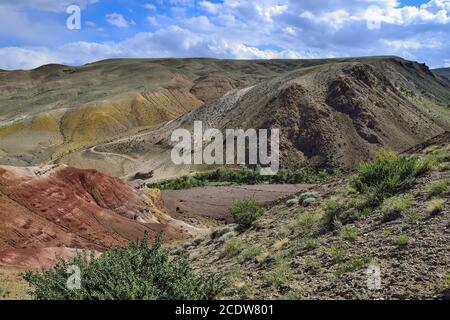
0,164 -> 208,269
83,57 -> 450,179
181,135 -> 450,299
0,59 -> 312,168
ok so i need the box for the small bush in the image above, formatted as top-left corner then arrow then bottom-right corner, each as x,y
22,234 -> 224,300
339,225 -> 358,242
395,234 -> 411,246
299,238 -> 319,251
229,197 -> 264,229
266,259 -> 293,290
242,245 -> 263,261
322,197 -> 372,229
321,199 -> 347,228
349,149 -> 431,204
427,198 -> 445,215
425,180 -> 449,199
283,289 -> 303,300
336,256 -> 370,275
222,238 -> 245,258
289,211 -> 320,236
325,245 -> 346,263
380,196 -> 412,221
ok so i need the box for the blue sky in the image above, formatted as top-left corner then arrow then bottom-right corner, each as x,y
0,0 -> 448,69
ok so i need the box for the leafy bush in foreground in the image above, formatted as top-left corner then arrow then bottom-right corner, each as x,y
22,234 -> 225,300
229,197 -> 264,229
349,149 -> 431,204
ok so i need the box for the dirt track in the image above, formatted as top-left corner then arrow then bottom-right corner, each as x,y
161,184 -> 312,222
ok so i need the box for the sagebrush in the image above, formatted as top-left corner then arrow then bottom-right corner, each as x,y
22,234 -> 225,300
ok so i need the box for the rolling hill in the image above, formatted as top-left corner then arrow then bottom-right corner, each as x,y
2,57 -> 449,180
433,68 -> 450,80
72,57 -> 450,179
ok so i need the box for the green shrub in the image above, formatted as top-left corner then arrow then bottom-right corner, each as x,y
425,180 -> 449,199
395,234 -> 411,246
242,245 -> 263,261
289,211 -> 319,235
321,199 -> 347,228
148,167 -> 337,190
222,238 -> 245,258
322,196 -> 372,228
339,225 -> 358,241
266,259 -> 293,290
336,256 -> 370,275
325,245 -> 346,263
148,176 -> 207,190
282,289 -> 303,300
301,238 -> 319,251
349,149 -> 431,204
427,198 -> 445,215
22,234 -> 224,300
229,197 -> 264,229
380,196 -> 413,221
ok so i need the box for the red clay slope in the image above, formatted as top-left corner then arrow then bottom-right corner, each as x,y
0,165 -> 180,268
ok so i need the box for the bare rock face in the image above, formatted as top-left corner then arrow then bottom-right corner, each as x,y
0,165 -> 184,268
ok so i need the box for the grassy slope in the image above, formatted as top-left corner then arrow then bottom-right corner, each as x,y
184,142 -> 450,299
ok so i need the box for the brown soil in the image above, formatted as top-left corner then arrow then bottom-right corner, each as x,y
161,184 -> 312,222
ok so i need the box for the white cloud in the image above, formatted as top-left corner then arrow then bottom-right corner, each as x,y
0,0 -> 449,69
198,1 -> 221,14
106,13 -> 134,28
283,26 -> 296,36
3,0 -> 98,12
144,3 -> 157,11
255,4 -> 288,22
384,39 -> 441,49
0,46 -> 58,70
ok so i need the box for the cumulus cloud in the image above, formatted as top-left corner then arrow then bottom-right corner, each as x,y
0,26 -> 305,69
4,0 -> 98,12
0,0 -> 449,69
106,13 -> 135,28
0,47 -> 59,70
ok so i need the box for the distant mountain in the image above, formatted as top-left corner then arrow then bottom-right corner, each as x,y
89,56 -> 450,178
433,67 -> 450,80
0,57 -> 449,179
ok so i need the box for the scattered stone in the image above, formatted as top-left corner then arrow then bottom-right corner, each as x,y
286,198 -> 299,207
191,237 -> 205,246
217,231 -> 238,243
302,197 -> 317,207
299,191 -> 319,202
212,226 -> 233,239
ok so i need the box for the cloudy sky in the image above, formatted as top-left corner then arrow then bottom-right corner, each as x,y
0,0 -> 448,70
